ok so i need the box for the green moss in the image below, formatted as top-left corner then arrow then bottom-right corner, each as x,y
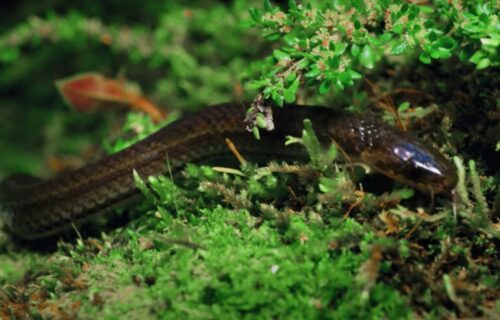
1,205 -> 410,319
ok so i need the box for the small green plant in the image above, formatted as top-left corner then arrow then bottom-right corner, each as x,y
247,0 -> 499,129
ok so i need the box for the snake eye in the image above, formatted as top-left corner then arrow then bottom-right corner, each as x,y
393,142 -> 457,193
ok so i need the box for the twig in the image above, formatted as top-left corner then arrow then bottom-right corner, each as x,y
225,138 -> 247,165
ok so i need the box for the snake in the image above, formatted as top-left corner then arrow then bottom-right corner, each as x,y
0,103 -> 457,239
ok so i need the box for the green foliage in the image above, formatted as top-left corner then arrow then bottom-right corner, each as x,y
0,1 -> 261,110
0,0 -> 263,176
248,0 -> 499,110
453,156 -> 498,236
286,119 -> 338,172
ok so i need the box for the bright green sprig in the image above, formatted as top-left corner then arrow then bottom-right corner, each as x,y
285,119 -> 337,172
453,156 -> 474,213
468,160 -> 490,219
453,157 -> 495,231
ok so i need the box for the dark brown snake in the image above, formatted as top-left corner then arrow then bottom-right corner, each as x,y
0,103 -> 457,239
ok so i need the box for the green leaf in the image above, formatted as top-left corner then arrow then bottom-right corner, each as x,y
419,52 -> 431,64
400,3 -> 409,14
476,58 -> 491,69
408,5 -> 419,20
348,69 -> 362,80
424,19 -> 434,28
319,177 -> 334,193
271,89 -> 279,101
281,46 -> 295,53
296,59 -> 310,69
256,113 -> 268,128
285,72 -> 297,83
273,49 -> 290,61
248,79 -> 267,90
274,94 -> 284,107
430,47 -> 452,59
469,50 -> 485,64
319,80 -> 331,94
334,42 -> 349,56
392,23 -> 404,34
305,67 -> 322,78
420,6 -> 433,14
480,37 -> 500,47
263,0 -> 272,11
264,32 -> 282,41
335,80 -> 344,90
437,36 -> 456,50
283,76 -> 300,103
249,8 -> 262,22
391,41 -> 408,55
351,44 -> 361,57
252,126 -> 261,140
367,35 -> 383,46
283,32 -> 299,45
338,71 -> 352,86
379,33 -> 393,43
353,20 -> 362,30
427,31 -> 438,42
360,44 -> 375,69
398,102 -> 410,112
327,57 -> 340,69
412,23 -> 422,34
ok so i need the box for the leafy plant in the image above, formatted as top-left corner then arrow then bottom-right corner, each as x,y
247,0 -> 499,128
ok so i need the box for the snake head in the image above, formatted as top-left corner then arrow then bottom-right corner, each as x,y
362,140 -> 458,194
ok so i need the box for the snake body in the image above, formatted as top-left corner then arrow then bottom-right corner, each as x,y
0,103 -> 457,239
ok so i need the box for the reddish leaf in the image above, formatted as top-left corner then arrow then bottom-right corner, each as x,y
55,72 -> 166,122
56,73 -> 128,112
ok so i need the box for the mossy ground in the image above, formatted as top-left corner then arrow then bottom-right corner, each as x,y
1,197 -> 411,319
0,212 -> 395,319
0,133 -> 498,319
